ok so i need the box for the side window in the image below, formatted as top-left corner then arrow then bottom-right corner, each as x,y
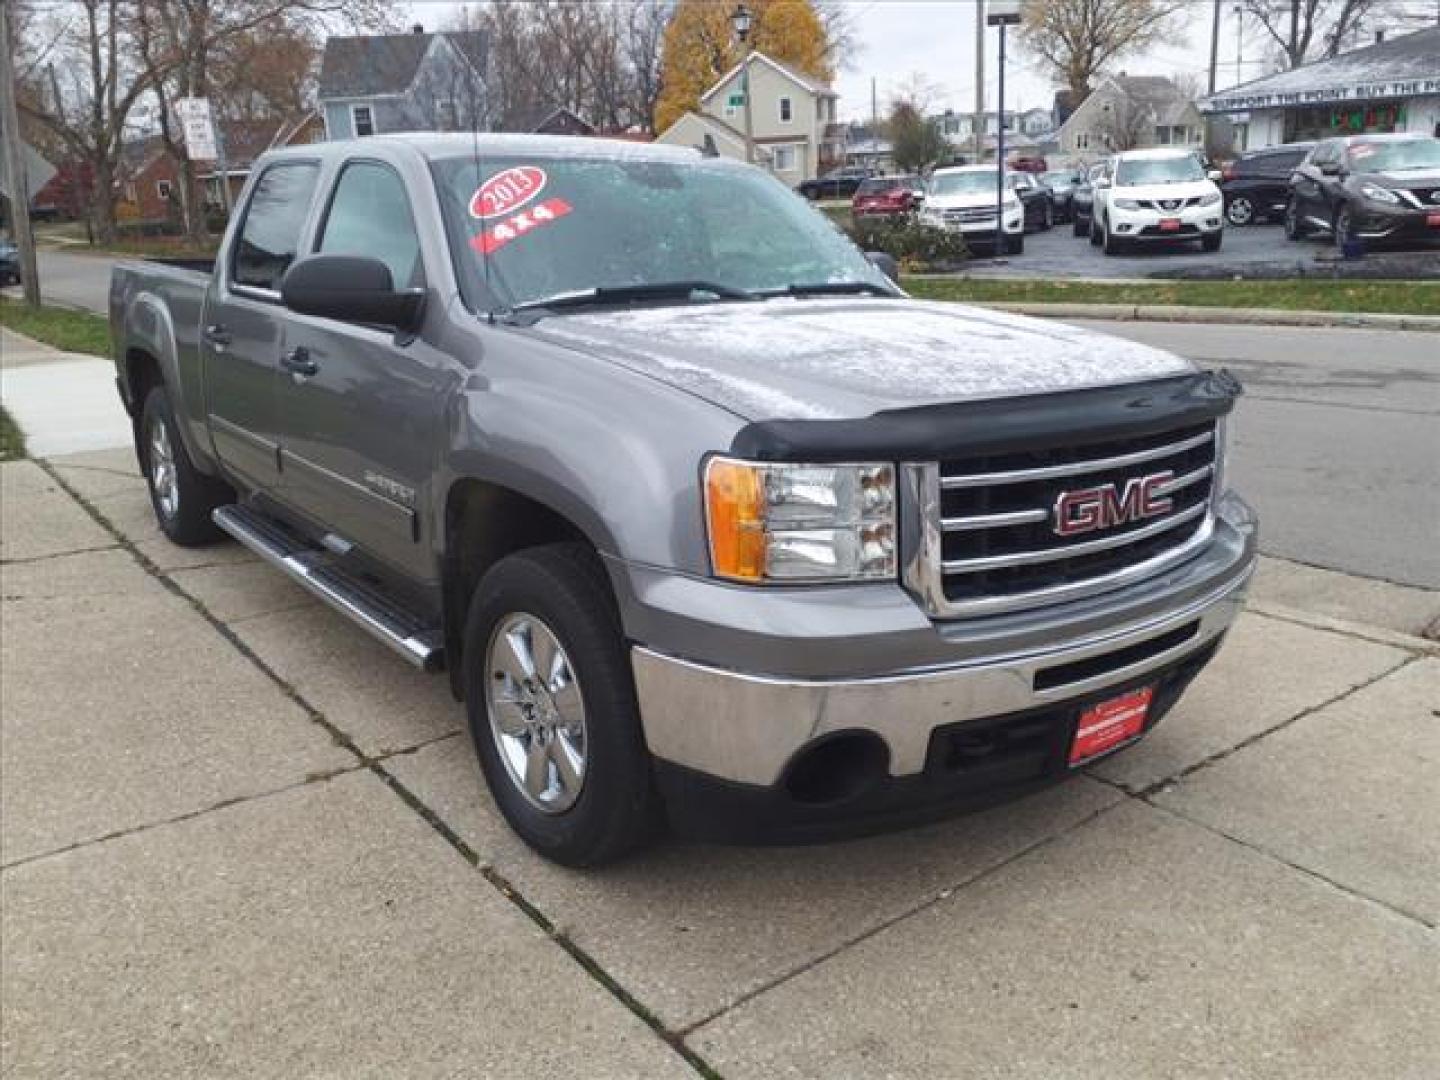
232,163 -> 320,292
317,162 -> 424,289
779,97 -> 793,123
352,105 -> 374,138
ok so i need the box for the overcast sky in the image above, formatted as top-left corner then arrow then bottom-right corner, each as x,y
404,1 -> 1431,125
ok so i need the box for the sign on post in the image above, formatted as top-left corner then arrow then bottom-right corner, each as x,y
175,97 -> 218,160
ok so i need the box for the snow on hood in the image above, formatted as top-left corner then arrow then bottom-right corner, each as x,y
527,298 -> 1195,421
1115,180 -> 1219,199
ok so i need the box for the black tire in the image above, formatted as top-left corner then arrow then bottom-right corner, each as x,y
1202,231 -> 1223,252
1225,196 -> 1254,227
463,542 -> 661,867
1073,213 -> 1087,237
1040,201 -> 1053,231
1007,233 -> 1024,255
1334,206 -> 1354,249
1102,218 -> 1124,256
1283,197 -> 1307,240
138,384 -> 231,545
1089,216 -> 1102,246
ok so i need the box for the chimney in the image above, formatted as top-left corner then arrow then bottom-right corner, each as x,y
412,23 -> 425,34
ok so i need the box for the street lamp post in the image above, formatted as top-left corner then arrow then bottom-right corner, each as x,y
987,0 -> 1022,257
731,4 -> 755,165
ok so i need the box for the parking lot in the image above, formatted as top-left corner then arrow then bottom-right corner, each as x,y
962,217 -> 1440,280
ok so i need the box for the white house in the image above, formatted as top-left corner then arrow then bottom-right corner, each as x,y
656,51 -> 844,185
1198,27 -> 1440,152
1056,75 -> 1204,161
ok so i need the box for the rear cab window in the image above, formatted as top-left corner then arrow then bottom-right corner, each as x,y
231,162 -> 321,294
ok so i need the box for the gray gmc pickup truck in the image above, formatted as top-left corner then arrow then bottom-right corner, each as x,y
111,134 -> 1256,866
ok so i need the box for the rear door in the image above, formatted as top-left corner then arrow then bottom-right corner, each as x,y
272,157 -> 449,584
204,161 -> 320,492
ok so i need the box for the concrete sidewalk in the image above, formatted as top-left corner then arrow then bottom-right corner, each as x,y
3,448 -> 1438,1078
0,328 -> 131,457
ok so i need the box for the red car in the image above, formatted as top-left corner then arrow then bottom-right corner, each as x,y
851,175 -> 923,219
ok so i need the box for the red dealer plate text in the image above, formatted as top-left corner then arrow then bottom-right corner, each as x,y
1069,686 -> 1154,766
1427,213 -> 1440,228
1158,218 -> 1182,232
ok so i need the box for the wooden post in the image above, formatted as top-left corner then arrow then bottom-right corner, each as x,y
0,0 -> 41,307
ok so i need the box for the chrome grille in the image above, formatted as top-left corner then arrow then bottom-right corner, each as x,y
944,208 -> 995,224
906,422 -> 1219,618
1140,196 -> 1200,212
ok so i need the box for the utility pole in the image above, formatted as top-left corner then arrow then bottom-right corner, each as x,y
1208,0 -> 1222,94
973,0 -> 986,163
1288,0 -> 1300,65
0,0 -> 40,307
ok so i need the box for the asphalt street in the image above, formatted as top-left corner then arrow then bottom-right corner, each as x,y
14,249 -> 1439,588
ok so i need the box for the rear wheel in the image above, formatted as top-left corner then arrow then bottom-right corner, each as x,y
139,385 -> 231,545
463,542 -> 661,867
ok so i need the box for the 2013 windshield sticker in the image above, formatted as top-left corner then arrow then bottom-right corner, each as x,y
470,166 -> 548,219
471,198 -> 573,255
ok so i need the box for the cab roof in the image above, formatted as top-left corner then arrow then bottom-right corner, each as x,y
264,132 -> 702,166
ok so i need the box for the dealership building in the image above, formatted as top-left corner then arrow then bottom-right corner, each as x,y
1199,27 -> 1440,152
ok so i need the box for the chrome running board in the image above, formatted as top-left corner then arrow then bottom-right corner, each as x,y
213,504 -> 443,672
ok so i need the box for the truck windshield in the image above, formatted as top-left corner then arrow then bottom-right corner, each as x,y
1115,156 -> 1205,186
431,154 -> 887,313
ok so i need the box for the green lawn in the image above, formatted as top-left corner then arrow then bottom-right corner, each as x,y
0,406 -> 25,461
903,277 -> 1440,317
0,298 -> 111,356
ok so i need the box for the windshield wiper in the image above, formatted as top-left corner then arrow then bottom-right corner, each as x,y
758,281 -> 895,299
505,281 -> 755,320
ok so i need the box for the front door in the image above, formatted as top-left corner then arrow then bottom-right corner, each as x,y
205,161 -> 320,493
273,159 -> 448,584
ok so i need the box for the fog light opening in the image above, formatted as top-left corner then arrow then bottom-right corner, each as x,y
782,733 -> 889,806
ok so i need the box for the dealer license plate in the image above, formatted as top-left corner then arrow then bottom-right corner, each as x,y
1069,686 -> 1154,766
1427,212 -> 1440,228
1158,218 -> 1182,232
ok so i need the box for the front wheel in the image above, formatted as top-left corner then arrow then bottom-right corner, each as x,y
139,385 -> 231,545
1073,214 -> 1087,238
1283,197 -> 1307,240
1089,216 -> 1102,246
1225,196 -> 1254,227
463,543 -> 661,867
1102,219 -> 1124,255
1202,231 -> 1223,252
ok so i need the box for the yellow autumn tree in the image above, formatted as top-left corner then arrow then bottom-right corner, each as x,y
655,0 -> 834,134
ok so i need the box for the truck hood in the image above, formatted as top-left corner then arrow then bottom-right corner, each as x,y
924,191 -> 1019,211
528,298 -> 1195,421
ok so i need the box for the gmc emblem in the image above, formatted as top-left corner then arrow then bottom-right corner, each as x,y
1053,472 -> 1174,537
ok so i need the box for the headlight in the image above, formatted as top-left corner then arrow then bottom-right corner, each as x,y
1113,198 -> 1141,210
1359,182 -> 1399,205
704,458 -> 896,582
1199,191 -> 1221,207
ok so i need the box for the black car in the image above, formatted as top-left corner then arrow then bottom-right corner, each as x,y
1007,171 -> 1054,231
0,240 -> 21,287
1285,134 -> 1440,248
1070,161 -> 1109,237
797,165 -> 876,201
1219,142 -> 1314,226
1040,169 -> 1081,222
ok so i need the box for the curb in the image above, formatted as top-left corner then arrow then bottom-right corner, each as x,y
963,300 -> 1440,332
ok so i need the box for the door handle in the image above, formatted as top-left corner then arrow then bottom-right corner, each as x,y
203,323 -> 231,347
281,346 -> 318,377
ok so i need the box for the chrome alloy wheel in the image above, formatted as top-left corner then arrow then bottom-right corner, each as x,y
485,613 -> 587,813
1226,196 -> 1254,226
148,415 -> 179,520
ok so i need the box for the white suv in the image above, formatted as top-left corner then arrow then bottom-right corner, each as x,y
920,165 -> 1026,254
1091,149 -> 1224,255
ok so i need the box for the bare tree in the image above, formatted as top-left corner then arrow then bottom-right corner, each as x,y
1241,0 -> 1393,69
622,1 -> 671,132
1020,0 -> 1184,104
16,0 -> 163,243
890,72 -> 947,115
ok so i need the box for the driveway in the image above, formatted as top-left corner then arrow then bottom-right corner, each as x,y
962,219 -> 1440,280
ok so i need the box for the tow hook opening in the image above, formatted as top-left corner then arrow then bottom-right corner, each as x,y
782,733 -> 889,806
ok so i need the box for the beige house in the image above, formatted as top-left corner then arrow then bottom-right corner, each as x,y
1055,75 -> 1205,162
656,51 -> 844,185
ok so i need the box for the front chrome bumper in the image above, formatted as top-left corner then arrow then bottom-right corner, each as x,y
632,545 -> 1253,789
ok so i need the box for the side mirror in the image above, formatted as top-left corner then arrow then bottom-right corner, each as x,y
281,254 -> 424,332
1207,169 -> 1222,182
1318,161 -> 1341,176
866,251 -> 900,283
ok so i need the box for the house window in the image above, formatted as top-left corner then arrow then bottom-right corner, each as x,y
772,145 -> 796,171
779,97 -> 793,123
438,100 -> 458,131
156,179 -> 173,201
351,104 -> 374,138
